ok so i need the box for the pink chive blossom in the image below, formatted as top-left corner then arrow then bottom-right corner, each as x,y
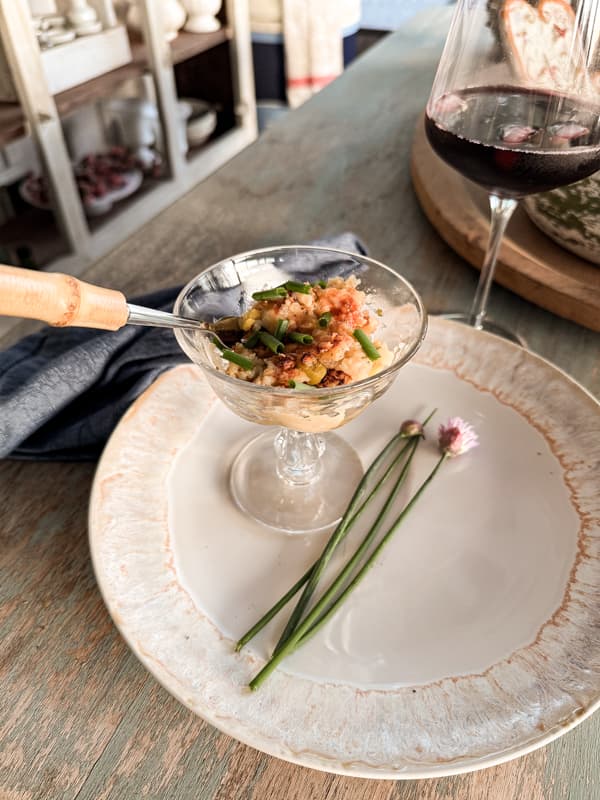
400,419 -> 423,438
438,417 -> 479,458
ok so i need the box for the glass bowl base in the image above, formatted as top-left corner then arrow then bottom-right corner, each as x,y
230,430 -> 363,534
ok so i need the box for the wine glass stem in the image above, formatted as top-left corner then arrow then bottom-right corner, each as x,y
468,194 -> 518,329
274,428 -> 326,486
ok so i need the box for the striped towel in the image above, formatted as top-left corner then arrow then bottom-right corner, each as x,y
282,0 -> 353,108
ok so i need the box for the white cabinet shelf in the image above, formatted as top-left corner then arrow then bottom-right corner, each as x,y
0,0 -> 257,276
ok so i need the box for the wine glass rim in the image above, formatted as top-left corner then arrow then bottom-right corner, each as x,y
174,244 -> 428,397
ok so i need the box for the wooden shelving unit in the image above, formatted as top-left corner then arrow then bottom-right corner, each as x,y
0,102 -> 26,149
0,28 -> 235,151
0,204 -> 68,266
0,0 -> 256,277
168,28 -> 230,64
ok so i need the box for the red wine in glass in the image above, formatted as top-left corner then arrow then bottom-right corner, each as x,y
426,86 -> 600,197
425,0 -> 600,343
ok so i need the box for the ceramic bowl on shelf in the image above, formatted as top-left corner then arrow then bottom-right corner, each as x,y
523,173 -> 600,266
180,97 -> 218,147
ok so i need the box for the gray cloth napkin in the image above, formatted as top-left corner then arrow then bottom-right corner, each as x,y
0,233 -> 366,461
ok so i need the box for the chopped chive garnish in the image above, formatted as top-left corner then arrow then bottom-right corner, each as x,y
288,332 -> 314,345
353,328 -> 380,361
222,349 -> 254,370
258,331 -> 284,354
283,280 -> 311,294
318,280 -> 327,288
318,312 -> 332,328
288,380 -> 317,390
274,319 -> 289,341
243,329 -> 261,349
252,287 -> 288,301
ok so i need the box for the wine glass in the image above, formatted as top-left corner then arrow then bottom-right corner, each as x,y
425,0 -> 600,342
174,246 -> 426,535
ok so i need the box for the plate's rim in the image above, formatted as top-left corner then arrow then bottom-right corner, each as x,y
88,317 -> 600,780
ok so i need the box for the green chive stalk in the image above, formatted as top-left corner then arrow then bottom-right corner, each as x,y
272,434 -> 422,657
288,332 -> 314,345
249,448 -> 447,690
353,329 -> 380,361
236,435 -> 414,654
252,287 -> 288,301
274,319 -> 289,341
222,350 -> 254,371
258,331 -> 284,354
243,330 -> 261,349
283,280 -> 312,294
235,413 -> 434,653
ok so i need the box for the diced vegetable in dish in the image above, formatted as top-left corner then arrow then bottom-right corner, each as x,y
217,276 -> 392,387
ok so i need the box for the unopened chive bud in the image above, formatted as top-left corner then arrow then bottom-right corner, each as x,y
400,420 -> 423,438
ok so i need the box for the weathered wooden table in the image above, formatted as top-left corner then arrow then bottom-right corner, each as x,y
1,19 -> 599,800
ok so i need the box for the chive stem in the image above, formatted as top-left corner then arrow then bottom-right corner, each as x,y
234,569 -> 312,652
235,410 -> 435,653
274,319 -> 289,341
318,312 -> 332,328
252,287 -> 288,301
288,332 -> 314,345
258,331 -> 284,354
353,328 -> 380,361
271,410 -> 434,655
236,433 -> 411,653
298,453 -> 447,649
243,330 -> 261,349
272,436 -> 418,656
249,445 -> 445,690
283,280 -> 311,294
222,350 -> 255,371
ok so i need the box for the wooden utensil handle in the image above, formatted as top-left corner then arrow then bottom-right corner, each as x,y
0,265 -> 129,331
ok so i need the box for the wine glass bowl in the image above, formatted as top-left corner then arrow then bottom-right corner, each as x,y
174,246 -> 427,534
425,0 -> 600,339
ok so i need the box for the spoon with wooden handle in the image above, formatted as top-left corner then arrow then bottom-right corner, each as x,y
0,265 -> 241,347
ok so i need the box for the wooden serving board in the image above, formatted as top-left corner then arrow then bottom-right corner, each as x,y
410,114 -> 600,332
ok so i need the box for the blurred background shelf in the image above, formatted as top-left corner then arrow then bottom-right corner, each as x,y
0,28 -> 236,152
0,0 -> 256,276
0,103 -> 26,149
167,28 -> 230,64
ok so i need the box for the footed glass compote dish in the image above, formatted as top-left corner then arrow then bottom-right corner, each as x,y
174,246 -> 426,533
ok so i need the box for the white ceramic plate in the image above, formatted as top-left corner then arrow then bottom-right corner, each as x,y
89,317 -> 600,779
